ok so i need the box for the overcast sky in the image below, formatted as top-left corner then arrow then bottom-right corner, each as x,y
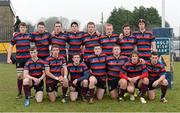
11,0 -> 180,36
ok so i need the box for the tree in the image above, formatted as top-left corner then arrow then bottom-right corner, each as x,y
132,6 -> 161,30
107,6 -> 170,33
107,7 -> 133,34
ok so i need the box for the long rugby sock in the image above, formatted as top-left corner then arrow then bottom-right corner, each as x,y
23,85 -> 29,99
119,88 -> 126,98
161,85 -> 167,99
82,87 -> 88,97
17,79 -> 23,95
140,83 -> 148,98
62,87 -> 68,98
89,88 -> 95,98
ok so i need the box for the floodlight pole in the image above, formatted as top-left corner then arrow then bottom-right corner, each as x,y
161,0 -> 165,28
100,12 -> 104,34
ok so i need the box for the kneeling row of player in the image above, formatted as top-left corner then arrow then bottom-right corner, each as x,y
22,45 -> 168,107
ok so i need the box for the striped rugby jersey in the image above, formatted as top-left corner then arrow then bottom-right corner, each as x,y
67,61 -> 88,80
10,33 -> 31,60
99,34 -> 119,56
118,35 -> 136,57
106,55 -> 129,78
86,53 -> 107,77
24,58 -> 45,78
31,32 -> 51,58
133,31 -> 155,60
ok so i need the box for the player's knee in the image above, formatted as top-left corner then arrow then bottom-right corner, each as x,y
70,96 -> 77,101
23,78 -> 29,85
89,77 -> 96,87
70,92 -> 78,101
97,96 -> 103,100
49,95 -> 56,102
143,78 -> 149,84
17,69 -> 23,78
149,95 -> 155,100
148,91 -> 155,100
110,90 -> 118,99
162,79 -> 168,86
35,91 -> 43,103
119,79 -> 127,88
82,80 -> 88,87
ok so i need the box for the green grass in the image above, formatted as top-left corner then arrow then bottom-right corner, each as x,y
0,63 -> 180,112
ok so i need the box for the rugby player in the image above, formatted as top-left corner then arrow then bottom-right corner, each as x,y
45,45 -> 68,103
119,51 -> 149,103
146,52 -> 168,103
106,45 -> 129,99
51,21 -> 68,59
67,54 -> 89,102
31,21 -> 51,60
118,24 -> 136,57
66,22 -> 84,61
86,44 -> 107,104
99,23 -> 118,56
133,19 -> 157,61
82,22 -> 100,59
23,46 -> 45,107
7,22 -> 31,99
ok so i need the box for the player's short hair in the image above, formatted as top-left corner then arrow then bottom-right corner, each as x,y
113,44 -> 120,49
72,53 -> 81,58
54,21 -> 62,26
122,24 -> 130,29
29,46 -> 37,51
151,51 -> 158,56
138,19 -> 146,25
94,43 -> 101,48
87,22 -> 95,27
104,23 -> 113,27
19,22 -> 27,28
131,51 -> 139,57
51,45 -> 59,50
37,21 -> 45,27
71,21 -> 78,27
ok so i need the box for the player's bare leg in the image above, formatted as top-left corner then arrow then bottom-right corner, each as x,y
89,76 -> 97,104
16,68 -> 24,99
70,86 -> 78,101
118,79 -> 127,101
160,79 -> 168,103
81,80 -> 88,102
139,78 -> 149,104
48,91 -> 56,102
61,78 -> 68,103
110,89 -> 118,99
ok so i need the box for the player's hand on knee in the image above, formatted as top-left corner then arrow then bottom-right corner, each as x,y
132,77 -> 139,83
33,78 -> 40,85
59,76 -> 64,81
152,80 -> 159,87
128,77 -> 133,83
